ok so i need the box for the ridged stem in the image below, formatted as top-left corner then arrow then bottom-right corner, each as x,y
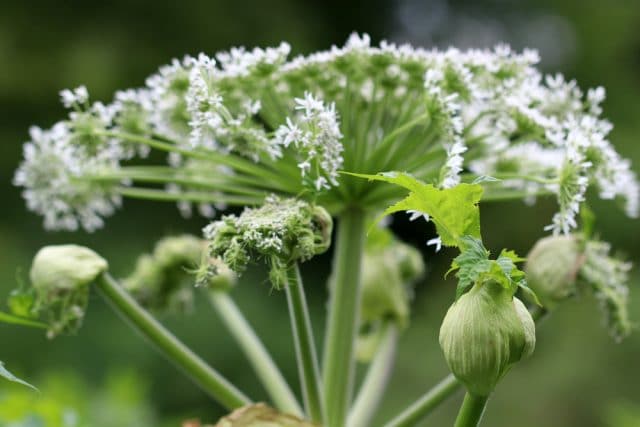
322,208 -> 367,427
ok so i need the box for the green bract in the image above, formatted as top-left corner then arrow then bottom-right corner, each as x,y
439,282 -> 535,397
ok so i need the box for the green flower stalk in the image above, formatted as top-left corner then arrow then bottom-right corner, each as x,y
203,196 -> 331,422
7,244 -> 251,410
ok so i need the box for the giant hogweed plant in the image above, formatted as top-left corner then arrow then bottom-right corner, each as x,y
2,34 -> 638,426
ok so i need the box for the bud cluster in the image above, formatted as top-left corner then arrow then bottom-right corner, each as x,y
202,195 -> 332,289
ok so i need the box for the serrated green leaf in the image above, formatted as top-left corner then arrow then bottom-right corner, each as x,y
499,249 -> 526,264
345,171 -> 483,247
450,236 -> 531,299
0,311 -> 47,329
0,361 -> 38,391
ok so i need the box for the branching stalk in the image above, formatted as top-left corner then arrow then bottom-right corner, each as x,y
209,290 -> 303,416
96,273 -> 250,410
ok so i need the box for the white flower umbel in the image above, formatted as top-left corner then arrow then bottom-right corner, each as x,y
15,33 -> 639,232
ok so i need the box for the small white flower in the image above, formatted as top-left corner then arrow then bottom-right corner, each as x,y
60,86 -> 89,108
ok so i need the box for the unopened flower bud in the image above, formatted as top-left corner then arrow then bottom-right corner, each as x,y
439,281 -> 535,397
525,235 -> 583,310
30,245 -> 108,293
525,234 -> 632,341
29,244 -> 108,337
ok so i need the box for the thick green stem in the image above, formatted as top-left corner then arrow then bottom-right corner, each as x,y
382,306 -> 548,427
209,291 -> 302,416
96,273 -> 250,410
322,208 -> 367,427
454,393 -> 489,427
382,374 -> 461,427
285,263 -> 324,422
348,323 -> 399,427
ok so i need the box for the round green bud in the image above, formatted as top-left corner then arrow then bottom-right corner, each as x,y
439,282 -> 536,397
30,245 -> 108,293
525,235 -> 584,310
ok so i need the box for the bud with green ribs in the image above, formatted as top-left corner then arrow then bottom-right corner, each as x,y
439,237 -> 536,398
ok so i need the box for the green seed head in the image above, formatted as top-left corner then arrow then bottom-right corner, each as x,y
439,281 -> 536,397
525,235 -> 583,310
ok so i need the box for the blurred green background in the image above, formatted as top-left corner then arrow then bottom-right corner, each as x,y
1,0 -> 639,426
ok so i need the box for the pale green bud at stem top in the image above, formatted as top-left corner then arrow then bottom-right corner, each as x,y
28,244 -> 108,337
439,281 -> 536,397
30,245 -> 108,293
525,234 -> 632,341
525,235 -> 583,310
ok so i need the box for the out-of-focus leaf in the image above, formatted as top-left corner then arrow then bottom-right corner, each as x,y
0,361 -> 37,391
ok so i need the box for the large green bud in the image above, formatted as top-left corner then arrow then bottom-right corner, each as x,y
525,235 -> 583,310
439,281 -> 535,397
